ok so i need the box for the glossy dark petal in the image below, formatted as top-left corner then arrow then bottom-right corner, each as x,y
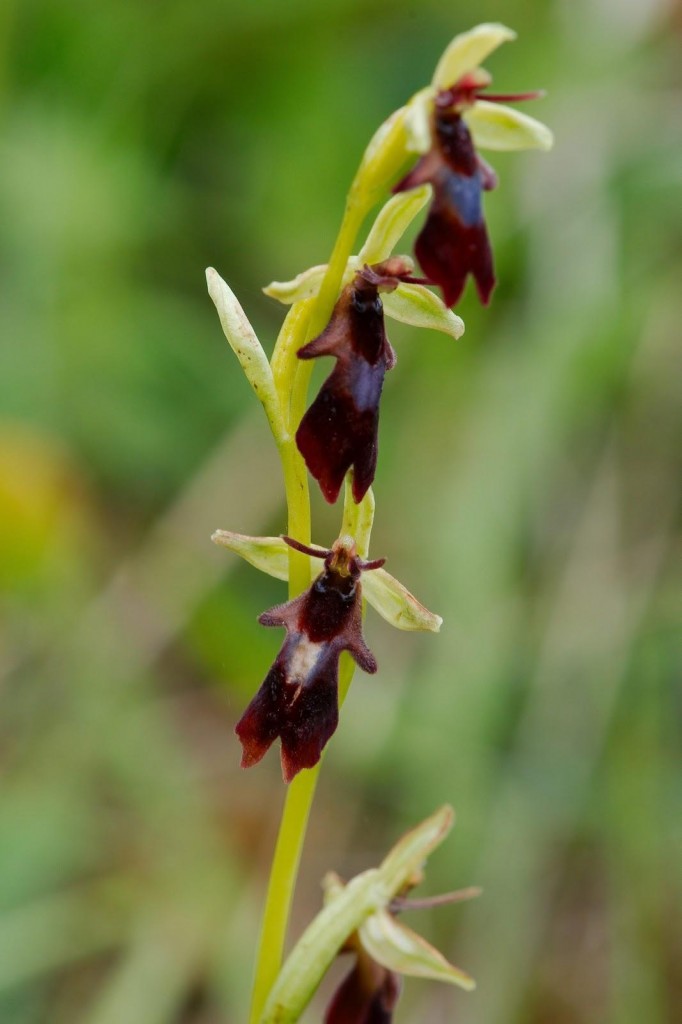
235,641 -> 339,782
296,363 -> 386,503
326,960 -> 401,1024
296,285 -> 395,504
394,110 -> 496,307
414,179 -> 495,307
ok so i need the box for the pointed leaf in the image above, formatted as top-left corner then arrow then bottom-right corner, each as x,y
322,871 -> 346,906
359,910 -> 475,990
359,190 -> 430,265
205,268 -> 284,440
465,100 -> 554,151
432,23 -> 516,90
362,568 -> 442,633
383,284 -> 465,340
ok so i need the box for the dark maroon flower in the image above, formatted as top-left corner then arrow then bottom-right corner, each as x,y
295,258 -> 417,505
394,76 -> 545,308
394,85 -> 497,308
235,536 -> 384,782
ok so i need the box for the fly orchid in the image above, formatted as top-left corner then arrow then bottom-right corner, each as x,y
296,258 -> 426,504
395,22 -> 553,306
235,536 -> 383,782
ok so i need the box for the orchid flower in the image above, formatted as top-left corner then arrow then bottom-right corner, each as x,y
395,22 -> 553,307
212,530 -> 442,781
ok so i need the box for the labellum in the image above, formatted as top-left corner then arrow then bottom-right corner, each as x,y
394,94 -> 497,308
296,258 -> 416,505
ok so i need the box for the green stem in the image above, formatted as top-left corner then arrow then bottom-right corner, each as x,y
248,185 -> 377,1024
308,189 -> 368,338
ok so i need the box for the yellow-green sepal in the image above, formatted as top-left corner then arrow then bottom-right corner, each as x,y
465,99 -> 554,151
432,23 -> 516,91
383,284 -> 464,340
359,909 -> 475,990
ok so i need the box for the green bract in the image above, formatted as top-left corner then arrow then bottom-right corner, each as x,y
206,268 -> 285,443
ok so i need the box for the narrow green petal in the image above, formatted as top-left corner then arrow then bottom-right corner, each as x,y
432,23 -> 516,90
359,910 -> 476,991
465,100 -> 554,151
359,189 -> 431,265
403,88 -> 434,154
383,283 -> 465,340
205,269 -> 284,441
362,568 -> 442,633
262,264 -> 329,305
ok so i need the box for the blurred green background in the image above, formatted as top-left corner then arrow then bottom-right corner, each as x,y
1,0 -> 680,1021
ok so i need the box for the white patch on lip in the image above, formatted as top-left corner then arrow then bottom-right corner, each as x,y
287,638 -> 324,685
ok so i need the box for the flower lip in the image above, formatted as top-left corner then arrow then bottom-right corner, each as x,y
236,533 -> 383,781
292,252 -> 458,504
